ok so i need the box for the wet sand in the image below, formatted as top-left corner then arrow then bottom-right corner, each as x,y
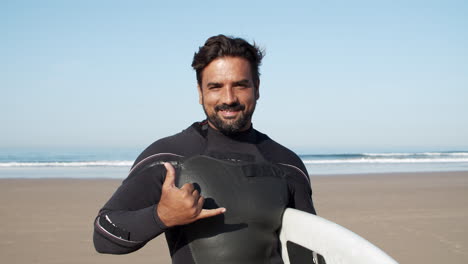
0,171 -> 467,263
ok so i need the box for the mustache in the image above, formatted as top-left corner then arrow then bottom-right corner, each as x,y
215,103 -> 245,112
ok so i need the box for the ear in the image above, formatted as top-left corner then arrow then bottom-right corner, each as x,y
198,85 -> 203,105
255,80 -> 260,100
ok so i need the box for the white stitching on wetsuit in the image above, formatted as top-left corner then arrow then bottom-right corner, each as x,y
277,163 -> 310,184
95,216 -> 143,244
129,153 -> 184,174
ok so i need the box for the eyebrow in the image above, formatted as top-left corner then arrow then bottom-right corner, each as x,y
206,79 -> 251,87
233,79 -> 250,86
206,82 -> 222,87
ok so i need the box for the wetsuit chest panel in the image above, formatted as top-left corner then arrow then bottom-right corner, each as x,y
176,155 -> 289,264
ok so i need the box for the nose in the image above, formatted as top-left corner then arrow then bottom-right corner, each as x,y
222,86 -> 237,105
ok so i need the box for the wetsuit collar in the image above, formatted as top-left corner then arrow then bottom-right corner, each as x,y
208,124 -> 257,143
197,120 -> 258,143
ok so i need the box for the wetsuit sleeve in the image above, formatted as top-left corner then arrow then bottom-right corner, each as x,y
283,163 -> 316,215
93,163 -> 167,254
281,162 -> 317,263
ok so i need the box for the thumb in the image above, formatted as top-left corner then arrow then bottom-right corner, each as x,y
163,162 -> 176,188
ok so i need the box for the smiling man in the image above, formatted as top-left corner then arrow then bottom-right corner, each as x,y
93,35 -> 316,264
198,56 -> 258,135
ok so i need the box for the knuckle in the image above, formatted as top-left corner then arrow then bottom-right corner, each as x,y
184,198 -> 194,208
181,190 -> 191,198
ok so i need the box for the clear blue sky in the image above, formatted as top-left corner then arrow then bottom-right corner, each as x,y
2,0 -> 467,153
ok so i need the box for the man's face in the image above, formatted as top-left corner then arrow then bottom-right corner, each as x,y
198,56 -> 259,135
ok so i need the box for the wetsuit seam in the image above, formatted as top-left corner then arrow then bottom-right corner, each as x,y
129,153 -> 184,174
187,239 -> 199,264
277,163 -> 310,184
95,216 -> 143,244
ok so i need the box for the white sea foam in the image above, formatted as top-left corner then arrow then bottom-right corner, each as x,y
363,153 -> 415,156
1,151 -> 467,177
302,158 -> 468,164
363,152 -> 468,157
0,161 -> 133,168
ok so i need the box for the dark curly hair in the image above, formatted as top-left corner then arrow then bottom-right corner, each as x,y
191,34 -> 264,88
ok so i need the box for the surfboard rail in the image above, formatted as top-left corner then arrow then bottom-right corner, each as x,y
280,208 -> 399,264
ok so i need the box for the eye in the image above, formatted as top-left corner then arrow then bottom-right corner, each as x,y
234,81 -> 250,89
207,83 -> 222,90
208,85 -> 221,90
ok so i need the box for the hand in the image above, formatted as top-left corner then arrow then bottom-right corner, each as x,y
157,162 -> 226,227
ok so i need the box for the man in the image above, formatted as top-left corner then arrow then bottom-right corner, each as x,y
93,35 -> 316,263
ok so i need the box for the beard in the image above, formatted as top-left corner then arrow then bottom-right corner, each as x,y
202,100 -> 256,136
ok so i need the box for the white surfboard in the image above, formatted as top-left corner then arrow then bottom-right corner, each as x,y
280,208 -> 399,264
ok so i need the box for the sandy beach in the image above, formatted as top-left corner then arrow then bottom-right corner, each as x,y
1,171 -> 467,264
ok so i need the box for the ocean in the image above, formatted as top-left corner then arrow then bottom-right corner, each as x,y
1,149 -> 467,178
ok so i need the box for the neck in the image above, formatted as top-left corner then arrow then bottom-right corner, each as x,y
206,120 -> 252,136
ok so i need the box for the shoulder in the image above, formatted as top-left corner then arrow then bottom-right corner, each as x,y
255,130 -> 309,182
255,130 -> 304,167
133,122 -> 206,167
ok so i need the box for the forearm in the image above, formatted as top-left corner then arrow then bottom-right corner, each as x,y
93,204 -> 167,254
92,157 -> 170,254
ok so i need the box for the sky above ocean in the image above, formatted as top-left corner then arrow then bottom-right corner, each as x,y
1,0 -> 467,152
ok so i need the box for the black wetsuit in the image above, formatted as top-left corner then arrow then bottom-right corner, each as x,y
93,121 -> 316,263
